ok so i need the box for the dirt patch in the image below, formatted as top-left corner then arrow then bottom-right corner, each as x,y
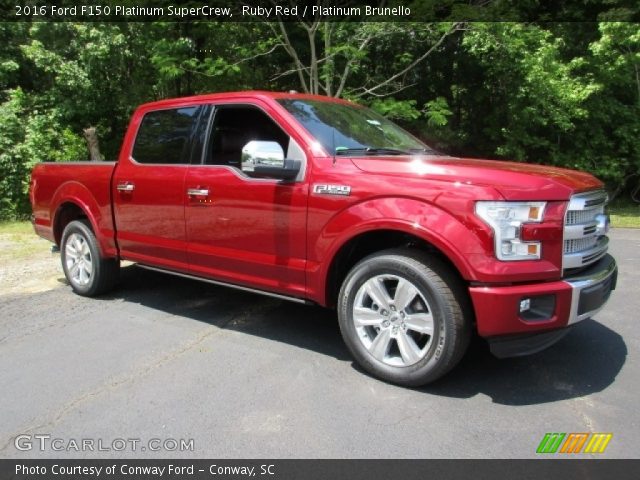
0,229 -> 66,296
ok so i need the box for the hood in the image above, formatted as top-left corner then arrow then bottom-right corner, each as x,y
349,155 -> 603,201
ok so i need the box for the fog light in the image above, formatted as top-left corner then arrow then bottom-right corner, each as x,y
519,294 -> 556,322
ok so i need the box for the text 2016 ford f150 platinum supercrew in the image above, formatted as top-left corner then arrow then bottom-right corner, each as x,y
30,91 -> 617,386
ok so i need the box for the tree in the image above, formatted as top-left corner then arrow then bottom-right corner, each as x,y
265,21 -> 463,98
576,22 -> 640,196
1,18 -> 639,219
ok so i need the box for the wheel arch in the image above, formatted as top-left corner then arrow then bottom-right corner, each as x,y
55,201 -> 94,240
51,181 -> 116,257
322,223 -> 473,308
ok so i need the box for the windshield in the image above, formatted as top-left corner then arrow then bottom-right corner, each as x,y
277,99 -> 434,156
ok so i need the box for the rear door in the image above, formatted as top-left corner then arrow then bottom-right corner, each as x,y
184,102 -> 308,298
113,105 -> 204,271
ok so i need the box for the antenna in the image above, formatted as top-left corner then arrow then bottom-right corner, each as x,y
332,126 -> 337,165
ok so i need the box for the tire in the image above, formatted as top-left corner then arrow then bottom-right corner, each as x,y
60,219 -> 119,296
337,249 -> 471,387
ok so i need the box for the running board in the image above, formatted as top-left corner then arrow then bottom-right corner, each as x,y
136,264 -> 311,305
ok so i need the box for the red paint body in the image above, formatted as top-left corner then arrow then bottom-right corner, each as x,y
30,91 -> 606,339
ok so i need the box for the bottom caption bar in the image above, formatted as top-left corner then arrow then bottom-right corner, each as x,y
3,459 -> 638,480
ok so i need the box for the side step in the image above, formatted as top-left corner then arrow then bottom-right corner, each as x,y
136,263 -> 313,305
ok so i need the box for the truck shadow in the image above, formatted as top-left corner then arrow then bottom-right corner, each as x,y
102,265 -> 626,406
420,321 -> 627,405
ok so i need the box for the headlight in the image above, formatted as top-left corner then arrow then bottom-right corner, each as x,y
475,201 -> 546,261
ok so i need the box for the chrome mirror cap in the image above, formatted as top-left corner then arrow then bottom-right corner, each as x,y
241,141 -> 285,173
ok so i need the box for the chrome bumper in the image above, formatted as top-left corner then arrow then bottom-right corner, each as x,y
566,254 -> 617,325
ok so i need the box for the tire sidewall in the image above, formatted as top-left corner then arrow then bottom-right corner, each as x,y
61,220 -> 101,296
338,255 -> 457,386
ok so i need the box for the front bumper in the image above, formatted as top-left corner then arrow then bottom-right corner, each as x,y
566,254 -> 617,324
469,254 -> 617,357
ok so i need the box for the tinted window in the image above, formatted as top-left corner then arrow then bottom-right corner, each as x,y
204,105 -> 289,167
132,107 -> 199,164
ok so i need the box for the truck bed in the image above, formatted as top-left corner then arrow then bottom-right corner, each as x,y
30,161 -> 118,256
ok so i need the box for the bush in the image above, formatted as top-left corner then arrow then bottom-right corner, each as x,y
0,88 -> 87,219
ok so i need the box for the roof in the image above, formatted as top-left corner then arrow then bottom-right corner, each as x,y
137,90 -> 356,110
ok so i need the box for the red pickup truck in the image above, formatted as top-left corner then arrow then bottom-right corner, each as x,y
30,91 -> 617,386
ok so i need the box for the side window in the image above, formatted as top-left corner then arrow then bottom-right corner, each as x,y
205,105 -> 289,167
132,106 -> 200,164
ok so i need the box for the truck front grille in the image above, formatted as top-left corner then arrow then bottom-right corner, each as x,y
564,237 -> 597,254
563,190 -> 609,272
566,209 -> 597,225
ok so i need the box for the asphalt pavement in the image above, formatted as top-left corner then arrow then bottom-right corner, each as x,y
0,229 -> 638,459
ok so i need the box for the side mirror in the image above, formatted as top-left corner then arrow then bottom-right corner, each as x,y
241,140 -> 300,180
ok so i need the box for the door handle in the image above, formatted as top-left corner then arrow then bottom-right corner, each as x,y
117,182 -> 135,192
187,188 -> 210,196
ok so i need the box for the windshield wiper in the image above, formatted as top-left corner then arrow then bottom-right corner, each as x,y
335,147 -> 412,156
408,147 -> 437,154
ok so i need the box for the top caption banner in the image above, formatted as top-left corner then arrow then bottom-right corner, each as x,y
3,0 -> 640,22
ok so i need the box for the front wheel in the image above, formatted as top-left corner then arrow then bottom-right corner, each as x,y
337,249 -> 471,386
60,219 -> 119,296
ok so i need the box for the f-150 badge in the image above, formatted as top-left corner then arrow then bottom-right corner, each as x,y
313,184 -> 351,196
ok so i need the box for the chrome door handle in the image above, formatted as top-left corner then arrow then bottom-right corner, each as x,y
187,188 -> 209,196
116,183 -> 135,192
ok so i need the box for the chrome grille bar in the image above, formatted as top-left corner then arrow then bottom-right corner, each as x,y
563,190 -> 609,272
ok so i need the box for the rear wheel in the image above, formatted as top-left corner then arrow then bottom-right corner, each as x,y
61,219 -> 119,296
337,249 -> 470,386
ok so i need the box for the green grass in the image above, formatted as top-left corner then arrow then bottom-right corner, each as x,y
608,200 -> 640,228
0,220 -> 46,259
0,220 -> 33,234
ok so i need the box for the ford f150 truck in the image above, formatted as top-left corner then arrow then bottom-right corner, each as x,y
30,91 -> 617,386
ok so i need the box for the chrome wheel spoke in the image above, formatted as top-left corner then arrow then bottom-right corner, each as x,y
364,278 -> 392,310
368,328 -> 392,361
394,278 -> 418,311
397,331 -> 422,365
78,262 -> 89,285
69,261 -> 81,279
65,243 -> 78,260
83,258 -> 93,275
353,307 -> 382,327
404,313 -> 434,335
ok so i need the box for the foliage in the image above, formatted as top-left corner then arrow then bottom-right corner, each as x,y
368,98 -> 421,120
0,19 -> 639,219
0,88 -> 87,219
424,97 -> 453,127
575,22 -> 640,194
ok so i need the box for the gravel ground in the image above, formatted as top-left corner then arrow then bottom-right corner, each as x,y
0,230 -> 62,296
0,228 -> 638,459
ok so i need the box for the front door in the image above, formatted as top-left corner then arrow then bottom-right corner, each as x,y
185,103 -> 308,297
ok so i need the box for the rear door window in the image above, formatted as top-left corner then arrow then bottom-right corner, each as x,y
132,107 -> 200,164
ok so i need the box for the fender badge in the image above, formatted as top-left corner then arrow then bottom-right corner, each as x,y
313,184 -> 351,196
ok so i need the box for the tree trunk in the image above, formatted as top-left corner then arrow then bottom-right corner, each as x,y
83,127 -> 103,161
